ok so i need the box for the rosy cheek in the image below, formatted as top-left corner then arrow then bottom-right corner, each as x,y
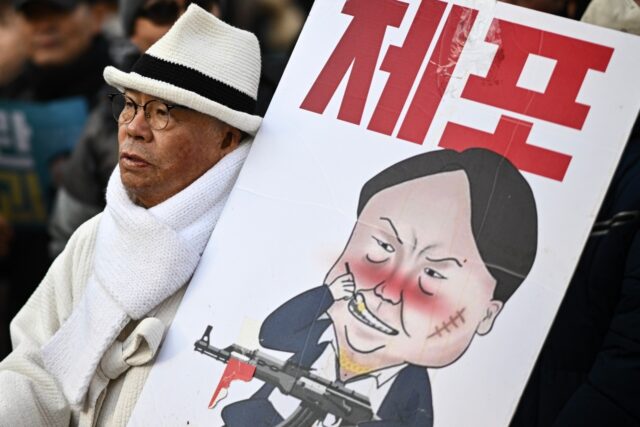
350,258 -> 453,318
348,258 -> 393,290
350,257 -> 416,292
403,283 -> 452,320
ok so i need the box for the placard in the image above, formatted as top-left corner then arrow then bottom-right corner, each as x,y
130,1 -> 640,426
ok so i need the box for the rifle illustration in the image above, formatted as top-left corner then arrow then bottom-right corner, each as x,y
194,325 -> 374,427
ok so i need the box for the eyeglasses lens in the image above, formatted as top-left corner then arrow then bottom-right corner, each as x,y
111,94 -> 129,123
146,101 -> 170,130
110,94 -> 171,130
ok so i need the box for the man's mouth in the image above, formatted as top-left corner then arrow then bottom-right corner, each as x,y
120,152 -> 150,168
348,293 -> 398,336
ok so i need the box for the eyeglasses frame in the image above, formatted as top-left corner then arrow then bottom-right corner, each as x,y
108,92 -> 188,130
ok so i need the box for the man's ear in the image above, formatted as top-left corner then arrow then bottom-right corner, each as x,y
476,300 -> 503,336
220,126 -> 242,152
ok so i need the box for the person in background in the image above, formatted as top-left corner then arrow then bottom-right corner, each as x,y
0,0 -> 28,89
0,5 -> 262,425
498,0 -> 592,18
3,0 -> 111,105
0,0 -> 112,360
0,0 -> 27,359
510,0 -> 640,425
49,0 -> 224,259
93,0 -> 119,38
122,0 -> 222,52
225,0 -> 306,115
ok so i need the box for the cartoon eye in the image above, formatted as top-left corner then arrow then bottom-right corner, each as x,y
372,236 -> 395,253
424,268 -> 446,280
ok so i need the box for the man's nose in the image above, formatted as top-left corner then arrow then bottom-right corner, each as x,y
373,268 -> 413,305
125,107 -> 152,141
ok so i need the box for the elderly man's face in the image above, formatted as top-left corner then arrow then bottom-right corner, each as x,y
326,171 -> 502,379
117,90 -> 239,207
18,3 -> 101,67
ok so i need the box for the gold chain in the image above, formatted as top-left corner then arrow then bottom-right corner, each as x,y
339,347 -> 372,376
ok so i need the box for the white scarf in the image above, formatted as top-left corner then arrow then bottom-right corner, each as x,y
42,142 -> 251,406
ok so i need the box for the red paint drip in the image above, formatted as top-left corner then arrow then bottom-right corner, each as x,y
208,359 -> 256,409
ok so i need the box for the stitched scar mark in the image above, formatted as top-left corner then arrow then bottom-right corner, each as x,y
427,308 -> 466,338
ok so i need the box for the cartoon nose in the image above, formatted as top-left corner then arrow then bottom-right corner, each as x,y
373,269 -> 411,305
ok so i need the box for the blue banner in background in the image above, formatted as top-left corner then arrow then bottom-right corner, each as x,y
0,97 -> 88,227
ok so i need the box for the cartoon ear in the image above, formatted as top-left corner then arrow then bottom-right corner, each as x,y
476,300 -> 504,336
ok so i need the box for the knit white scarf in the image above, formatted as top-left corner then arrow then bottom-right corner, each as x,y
42,142 -> 250,406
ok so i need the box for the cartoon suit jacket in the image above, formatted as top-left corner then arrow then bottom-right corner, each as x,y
221,285 -> 434,427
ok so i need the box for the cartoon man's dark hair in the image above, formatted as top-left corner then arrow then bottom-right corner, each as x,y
358,148 -> 538,303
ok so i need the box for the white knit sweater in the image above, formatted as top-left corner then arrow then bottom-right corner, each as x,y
0,141 -> 252,426
0,215 -> 162,426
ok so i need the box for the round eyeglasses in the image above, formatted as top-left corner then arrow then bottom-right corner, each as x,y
109,93 -> 186,130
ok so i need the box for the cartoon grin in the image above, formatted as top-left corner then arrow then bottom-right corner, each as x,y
348,293 -> 399,336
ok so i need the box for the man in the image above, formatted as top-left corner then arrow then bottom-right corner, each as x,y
0,5 -> 262,426
49,0 -> 224,258
222,148 -> 538,426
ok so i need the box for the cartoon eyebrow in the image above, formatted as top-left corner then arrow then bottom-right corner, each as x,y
379,217 -> 403,244
425,255 -> 463,268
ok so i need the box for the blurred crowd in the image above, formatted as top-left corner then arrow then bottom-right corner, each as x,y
0,0 -> 639,425
0,0 -> 310,359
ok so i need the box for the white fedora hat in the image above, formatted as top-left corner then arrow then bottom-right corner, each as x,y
104,4 -> 262,135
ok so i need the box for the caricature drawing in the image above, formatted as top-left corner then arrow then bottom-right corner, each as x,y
197,148 -> 538,427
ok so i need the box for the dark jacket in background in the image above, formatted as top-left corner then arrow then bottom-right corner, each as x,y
511,120 -> 640,427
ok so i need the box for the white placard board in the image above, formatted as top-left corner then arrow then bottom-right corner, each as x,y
130,1 -> 640,426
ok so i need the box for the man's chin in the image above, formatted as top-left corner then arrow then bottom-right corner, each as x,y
342,323 -> 390,354
119,177 -> 153,207
119,167 -> 151,188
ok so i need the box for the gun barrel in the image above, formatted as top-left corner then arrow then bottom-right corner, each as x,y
193,326 -> 233,363
194,340 -> 230,362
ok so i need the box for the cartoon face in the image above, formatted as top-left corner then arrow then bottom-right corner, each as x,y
326,170 -> 502,378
